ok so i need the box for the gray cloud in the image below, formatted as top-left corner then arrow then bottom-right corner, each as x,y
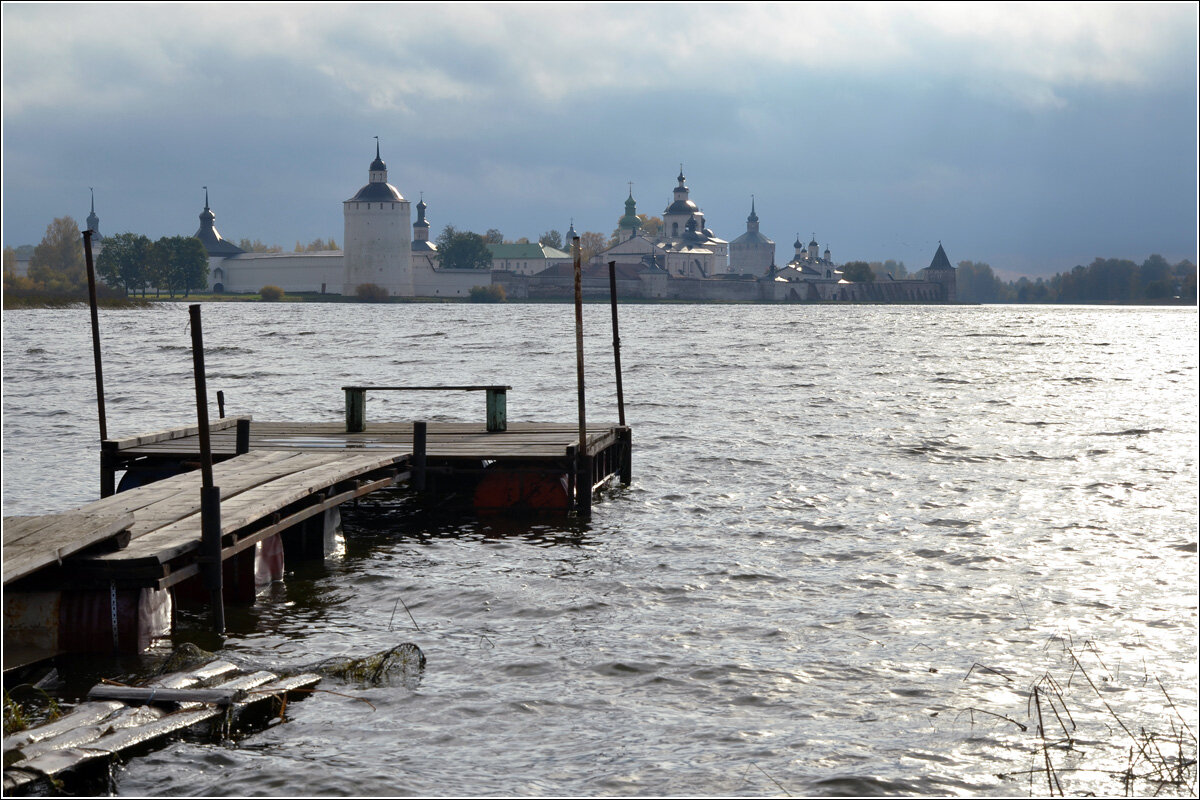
3,2 -> 1195,275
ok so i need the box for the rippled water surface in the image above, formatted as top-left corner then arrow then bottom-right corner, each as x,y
3,303 -> 1197,796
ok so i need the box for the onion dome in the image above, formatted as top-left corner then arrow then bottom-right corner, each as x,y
370,139 -> 386,173
194,187 -> 244,257
348,140 -> 404,202
86,188 -> 101,238
618,188 -> 642,231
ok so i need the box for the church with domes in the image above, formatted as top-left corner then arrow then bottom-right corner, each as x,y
592,168 -> 731,279
196,142 -> 494,299
189,143 -> 953,303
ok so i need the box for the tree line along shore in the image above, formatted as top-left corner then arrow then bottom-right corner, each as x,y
4,215 -> 1196,308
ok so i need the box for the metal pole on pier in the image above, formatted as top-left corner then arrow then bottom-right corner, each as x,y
607,261 -> 626,427
573,237 -> 591,518
189,304 -> 225,634
83,230 -> 114,496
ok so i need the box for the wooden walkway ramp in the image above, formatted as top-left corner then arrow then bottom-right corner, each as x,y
10,449 -> 408,590
3,511 -> 135,585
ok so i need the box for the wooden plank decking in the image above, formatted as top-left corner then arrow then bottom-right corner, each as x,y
7,418 -> 629,593
3,511 -> 135,585
110,420 -> 623,460
63,449 -> 409,586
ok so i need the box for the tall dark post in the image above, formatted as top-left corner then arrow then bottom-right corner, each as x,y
83,231 -> 112,495
573,238 -> 591,517
607,261 -> 626,427
235,418 -> 250,455
412,421 -> 427,492
216,390 -> 226,419
189,304 -> 225,634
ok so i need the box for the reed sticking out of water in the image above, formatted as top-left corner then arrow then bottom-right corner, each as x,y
966,638 -> 1197,796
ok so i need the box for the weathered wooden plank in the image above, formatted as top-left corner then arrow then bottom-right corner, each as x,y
104,415 -> 251,451
85,452 -> 406,567
4,659 -> 322,796
87,686 -> 244,706
3,660 -> 237,761
89,452 -> 328,539
2,511 -> 134,585
1,702 -> 126,752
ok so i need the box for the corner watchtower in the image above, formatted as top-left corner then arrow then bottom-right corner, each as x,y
342,139 -> 412,296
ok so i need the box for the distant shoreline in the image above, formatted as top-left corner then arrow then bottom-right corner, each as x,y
4,292 -> 1196,310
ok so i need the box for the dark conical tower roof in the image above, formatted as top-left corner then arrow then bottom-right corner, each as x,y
927,242 -> 954,270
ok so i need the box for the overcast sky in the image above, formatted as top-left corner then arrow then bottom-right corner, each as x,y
3,2 -> 1196,277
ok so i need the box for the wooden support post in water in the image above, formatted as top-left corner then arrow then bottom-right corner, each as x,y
83,230 -> 112,496
607,260 -> 626,427
236,418 -> 250,455
572,236 -> 589,518
217,390 -> 226,419
412,421 -> 427,491
189,304 -> 225,635
619,427 -> 632,485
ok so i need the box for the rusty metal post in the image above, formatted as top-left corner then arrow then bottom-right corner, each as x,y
189,304 -> 224,634
573,237 -> 589,518
83,230 -> 111,495
607,260 -> 626,427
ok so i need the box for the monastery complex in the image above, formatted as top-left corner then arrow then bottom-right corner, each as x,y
89,143 -> 957,303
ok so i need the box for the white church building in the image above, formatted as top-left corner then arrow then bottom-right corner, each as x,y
590,169 -> 733,279
200,143 -> 491,298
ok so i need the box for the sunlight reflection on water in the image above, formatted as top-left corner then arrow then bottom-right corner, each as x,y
2,303 -> 1196,796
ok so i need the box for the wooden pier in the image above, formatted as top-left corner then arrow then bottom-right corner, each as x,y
4,412 -> 631,663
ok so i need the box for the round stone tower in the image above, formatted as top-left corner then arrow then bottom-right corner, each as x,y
343,140 -> 412,296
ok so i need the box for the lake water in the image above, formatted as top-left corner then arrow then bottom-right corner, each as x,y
2,302 -> 1197,796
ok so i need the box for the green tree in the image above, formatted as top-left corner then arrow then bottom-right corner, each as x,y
154,235 -> 209,296
144,240 -> 171,297
956,261 -> 1012,303
28,217 -> 85,292
436,225 -> 493,270
840,261 -> 874,282
484,228 -> 504,244
175,236 -> 209,296
539,230 -> 563,250
96,232 -> 152,295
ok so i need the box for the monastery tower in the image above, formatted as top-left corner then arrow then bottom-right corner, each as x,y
343,140 -> 412,296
